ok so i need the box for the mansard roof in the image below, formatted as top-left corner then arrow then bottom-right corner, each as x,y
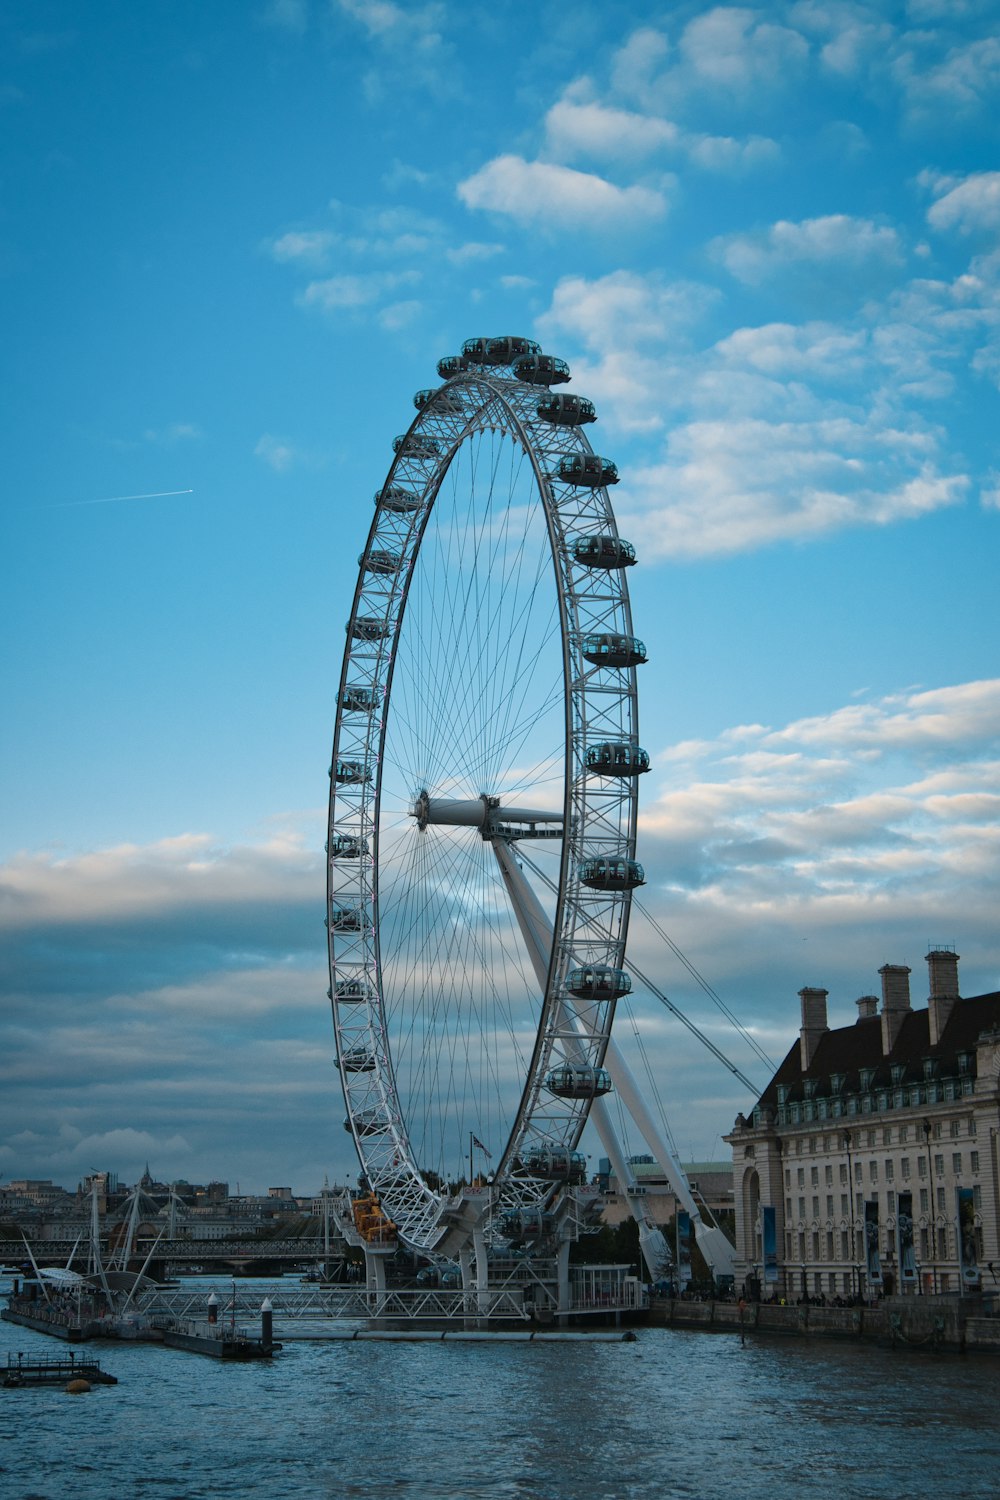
755,989 -> 1000,1113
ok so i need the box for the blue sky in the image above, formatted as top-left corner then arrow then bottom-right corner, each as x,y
2,0 -> 998,1194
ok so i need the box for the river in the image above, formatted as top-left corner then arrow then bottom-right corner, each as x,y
2,1283 -> 998,1499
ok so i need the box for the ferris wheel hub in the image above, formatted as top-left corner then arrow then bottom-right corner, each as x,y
410,790 -> 563,840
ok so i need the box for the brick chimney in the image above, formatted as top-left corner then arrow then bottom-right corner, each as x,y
799,986 -> 829,1071
879,964 -> 911,1054
856,995 -> 878,1021
927,947 -> 961,1046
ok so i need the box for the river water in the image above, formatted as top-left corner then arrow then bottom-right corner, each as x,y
2,1283 -> 998,1500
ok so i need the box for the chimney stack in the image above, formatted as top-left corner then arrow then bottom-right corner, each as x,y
927,947 -> 961,1046
856,995 -> 878,1021
879,964 -> 911,1054
799,986 -> 829,1071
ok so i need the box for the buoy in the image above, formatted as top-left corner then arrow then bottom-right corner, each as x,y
65,1379 -> 92,1394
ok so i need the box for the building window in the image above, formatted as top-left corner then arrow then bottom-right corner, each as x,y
885,1159 -> 894,1181
798,1197 -> 806,1219
901,1157 -> 910,1179
840,1193 -> 849,1215
969,1119 -> 977,1137
825,1165 -> 833,1186
937,1186 -> 946,1213
869,1161 -> 878,1183
974,1185 -> 982,1209
950,1120 -> 961,1139
812,1232 -> 819,1258
882,1127 -> 892,1146
952,1153 -> 962,1175
866,1128 -> 877,1147
840,1163 -> 848,1185
920,1188 -> 929,1213
811,1166 -> 819,1186
786,1198 -> 792,1219
935,1154 -> 945,1177
971,1151 -> 980,1173
900,1125 -> 909,1143
855,1163 -> 863,1183
887,1191 -> 895,1212
933,1122 -> 943,1140
809,1137 -> 817,1152
826,1195 -> 834,1217
797,1168 -> 805,1188
812,1196 -> 820,1218
918,1156 -> 927,1178
785,1168 -> 791,1188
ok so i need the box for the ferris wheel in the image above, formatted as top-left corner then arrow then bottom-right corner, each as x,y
326,335 -> 651,1256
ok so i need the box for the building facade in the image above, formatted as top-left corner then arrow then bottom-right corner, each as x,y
727,949 -> 1000,1298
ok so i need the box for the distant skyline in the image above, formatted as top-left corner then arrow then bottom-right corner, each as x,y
1,1 -> 998,1192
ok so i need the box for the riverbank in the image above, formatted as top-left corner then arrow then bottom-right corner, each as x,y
651,1294 -> 1000,1352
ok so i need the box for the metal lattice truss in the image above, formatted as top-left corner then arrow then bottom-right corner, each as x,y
326,352 -> 644,1254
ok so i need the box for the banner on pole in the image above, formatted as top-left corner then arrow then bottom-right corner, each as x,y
676,1210 -> 692,1288
957,1186 -> 980,1287
762,1205 -> 778,1285
864,1200 -> 882,1288
896,1190 -> 917,1285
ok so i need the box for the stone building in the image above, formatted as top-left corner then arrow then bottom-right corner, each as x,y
727,949 -> 1000,1298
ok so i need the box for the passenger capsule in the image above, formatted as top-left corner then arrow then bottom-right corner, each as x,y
558,454 -> 619,488
512,353 -> 571,386
362,549 -> 402,576
331,979 -> 373,1003
486,335 -> 541,364
327,906 -> 368,931
437,354 -> 470,378
334,759 -> 372,784
578,856 -> 645,891
521,1147 -> 587,1184
585,742 -> 650,777
327,833 -> 368,859
393,433 -> 441,458
346,1112 -> 387,1136
340,684 -> 379,713
545,1064 -> 613,1100
348,616 -> 390,641
537,394 -> 596,426
582,634 -> 648,668
573,536 -> 636,569
501,1208 -> 556,1241
413,387 -> 465,414
338,1047 -> 376,1073
375,484 -> 423,513
566,966 -> 632,1000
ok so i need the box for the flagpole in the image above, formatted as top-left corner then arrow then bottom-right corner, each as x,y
469,1132 -> 474,1188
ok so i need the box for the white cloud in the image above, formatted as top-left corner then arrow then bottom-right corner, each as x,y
269,229 -> 337,265
538,269 -> 717,352
0,831 -> 320,929
457,154 -> 667,230
445,240 -> 505,266
544,98 -> 681,160
679,7 -> 810,90
296,269 -> 418,313
926,171 -> 1000,233
620,420 -> 967,559
713,214 -> 904,286
259,0 -> 308,33
254,433 -> 298,472
377,298 -> 422,330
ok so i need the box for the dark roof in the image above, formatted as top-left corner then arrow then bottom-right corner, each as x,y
755,989 -> 1000,1112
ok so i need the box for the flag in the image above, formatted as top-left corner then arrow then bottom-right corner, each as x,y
471,1134 -> 492,1158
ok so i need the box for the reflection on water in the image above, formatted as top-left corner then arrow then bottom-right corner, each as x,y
2,1295 -> 998,1499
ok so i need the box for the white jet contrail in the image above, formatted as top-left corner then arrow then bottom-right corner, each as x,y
52,488 -> 195,508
